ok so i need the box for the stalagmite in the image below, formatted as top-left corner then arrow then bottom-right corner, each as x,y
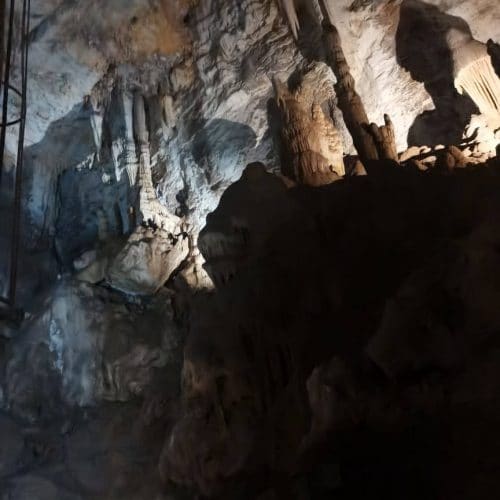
321,19 -> 380,163
368,114 -> 399,161
277,0 -> 399,164
105,92 -> 189,295
273,63 -> 344,186
319,1 -> 400,164
452,38 -> 500,121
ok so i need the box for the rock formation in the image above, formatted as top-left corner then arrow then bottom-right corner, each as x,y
106,92 -> 189,295
273,63 -> 345,185
163,155 -> 500,497
1,1 -> 500,499
278,0 -> 335,39
198,163 -> 301,287
451,31 -> 500,123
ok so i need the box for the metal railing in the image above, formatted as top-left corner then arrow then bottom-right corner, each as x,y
0,0 -> 30,313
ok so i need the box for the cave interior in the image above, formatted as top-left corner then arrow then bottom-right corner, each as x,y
0,0 -> 500,499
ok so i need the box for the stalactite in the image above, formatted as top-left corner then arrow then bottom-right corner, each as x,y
279,0 -> 335,39
133,90 -> 149,147
453,39 -> 500,120
122,91 -> 138,186
279,0 -> 300,39
89,100 -> 103,161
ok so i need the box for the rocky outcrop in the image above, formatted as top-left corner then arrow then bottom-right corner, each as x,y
164,156 -> 500,497
198,163 -> 303,287
105,92 -> 190,295
2,281 -> 182,421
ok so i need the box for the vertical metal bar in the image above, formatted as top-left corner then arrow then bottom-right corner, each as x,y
8,0 -> 29,306
0,0 -> 16,185
0,0 -> 5,79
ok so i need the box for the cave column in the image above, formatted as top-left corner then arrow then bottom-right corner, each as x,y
320,19 -> 379,163
318,1 -> 399,163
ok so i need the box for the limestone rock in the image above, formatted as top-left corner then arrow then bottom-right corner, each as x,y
107,222 -> 189,296
273,63 -> 345,185
2,282 -> 181,420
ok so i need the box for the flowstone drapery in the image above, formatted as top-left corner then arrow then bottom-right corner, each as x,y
273,63 -> 345,186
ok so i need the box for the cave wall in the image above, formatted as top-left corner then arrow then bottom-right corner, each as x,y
8,0 -> 500,260
0,1 -> 499,498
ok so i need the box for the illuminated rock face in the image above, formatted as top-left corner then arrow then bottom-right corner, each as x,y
455,46 -> 500,121
106,93 -> 190,295
17,0 -> 500,255
107,223 -> 188,295
2,1 -> 500,498
453,40 -> 500,121
274,63 -> 345,186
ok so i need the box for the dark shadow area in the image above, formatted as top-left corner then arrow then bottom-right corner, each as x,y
0,169 -> 16,300
266,97 -> 287,176
487,39 -> 500,77
293,2 -> 325,63
54,166 -> 130,268
22,104 -> 97,252
166,157 -> 500,498
396,0 -> 478,146
191,118 -> 257,183
0,101 -> 98,304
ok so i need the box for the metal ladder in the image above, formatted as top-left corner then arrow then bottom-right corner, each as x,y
0,0 -> 30,322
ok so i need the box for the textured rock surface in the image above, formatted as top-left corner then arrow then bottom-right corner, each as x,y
2,281 -> 182,420
11,0 -> 498,261
273,62 -> 345,185
0,0 -> 499,498
107,222 -> 189,295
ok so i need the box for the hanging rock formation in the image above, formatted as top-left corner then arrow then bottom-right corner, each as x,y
107,93 -> 189,295
278,0 -> 335,39
451,30 -> 500,123
273,63 -> 345,186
